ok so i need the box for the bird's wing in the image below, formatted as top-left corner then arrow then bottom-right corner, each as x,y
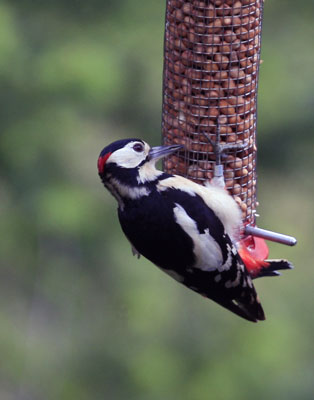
157,184 -> 265,322
157,175 -> 242,242
157,181 -> 235,271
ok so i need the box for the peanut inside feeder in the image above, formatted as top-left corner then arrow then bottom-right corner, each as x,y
162,0 -> 263,227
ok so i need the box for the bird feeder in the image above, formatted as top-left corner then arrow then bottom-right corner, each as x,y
161,0 -> 296,254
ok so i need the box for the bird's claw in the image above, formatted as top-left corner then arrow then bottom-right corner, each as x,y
131,246 -> 141,259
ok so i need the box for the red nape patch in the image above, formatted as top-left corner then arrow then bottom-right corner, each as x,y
97,152 -> 111,173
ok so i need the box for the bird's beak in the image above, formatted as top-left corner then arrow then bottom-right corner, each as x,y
148,144 -> 184,162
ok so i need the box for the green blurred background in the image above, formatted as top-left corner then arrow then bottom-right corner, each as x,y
0,1 -> 313,399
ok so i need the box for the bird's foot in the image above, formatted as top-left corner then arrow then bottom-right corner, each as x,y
131,245 -> 141,259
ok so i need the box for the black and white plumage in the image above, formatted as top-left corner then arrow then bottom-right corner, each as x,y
98,138 -> 265,322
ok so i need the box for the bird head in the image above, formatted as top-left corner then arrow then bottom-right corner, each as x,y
98,138 -> 182,187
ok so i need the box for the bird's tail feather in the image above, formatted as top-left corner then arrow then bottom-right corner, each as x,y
253,259 -> 294,279
213,296 -> 265,323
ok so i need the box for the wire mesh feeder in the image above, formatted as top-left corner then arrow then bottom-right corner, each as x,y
162,0 -> 296,247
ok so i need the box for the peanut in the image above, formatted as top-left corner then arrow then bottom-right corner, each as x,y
163,0 -> 263,224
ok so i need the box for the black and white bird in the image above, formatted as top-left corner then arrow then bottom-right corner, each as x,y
98,138 -> 292,322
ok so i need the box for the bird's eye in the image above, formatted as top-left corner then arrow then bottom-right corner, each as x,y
133,143 -> 144,152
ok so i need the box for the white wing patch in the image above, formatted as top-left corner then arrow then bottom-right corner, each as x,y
173,203 -> 223,271
158,175 -> 242,243
157,178 -> 197,198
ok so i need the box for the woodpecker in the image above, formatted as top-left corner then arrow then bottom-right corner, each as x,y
98,138 -> 292,322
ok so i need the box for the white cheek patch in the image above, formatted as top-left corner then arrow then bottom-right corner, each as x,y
107,142 -> 147,169
173,203 -> 223,271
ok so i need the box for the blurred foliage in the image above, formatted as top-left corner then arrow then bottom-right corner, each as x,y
0,0 -> 313,399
